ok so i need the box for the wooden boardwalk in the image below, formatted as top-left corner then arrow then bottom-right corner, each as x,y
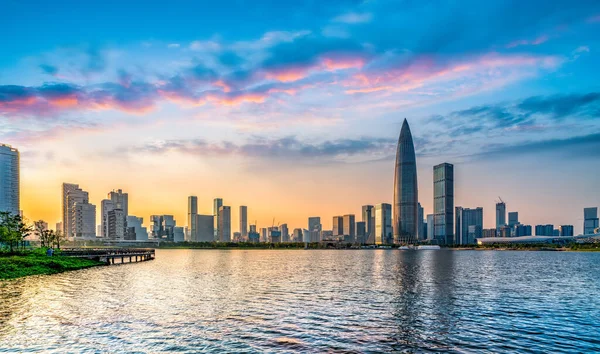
60,248 -> 155,265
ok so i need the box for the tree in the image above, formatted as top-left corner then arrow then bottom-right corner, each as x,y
0,212 -> 31,252
35,220 -> 48,247
53,230 -> 65,249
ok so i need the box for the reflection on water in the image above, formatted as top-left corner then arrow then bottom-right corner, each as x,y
1,249 -> 600,352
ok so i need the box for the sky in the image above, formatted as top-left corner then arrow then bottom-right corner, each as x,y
1,0 -> 600,234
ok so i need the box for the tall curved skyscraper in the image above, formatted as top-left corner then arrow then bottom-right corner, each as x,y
393,119 -> 418,244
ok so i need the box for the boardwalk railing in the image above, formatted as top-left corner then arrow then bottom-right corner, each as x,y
60,248 -> 155,265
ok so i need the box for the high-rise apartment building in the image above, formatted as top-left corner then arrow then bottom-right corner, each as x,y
584,207 -> 599,235
535,224 -> 554,236
240,206 -> 248,239
62,183 -> 80,236
280,223 -> 289,242
73,202 -> 96,239
0,144 -> 19,215
218,206 -> 231,242
455,207 -> 483,245
107,209 -> 126,240
433,163 -> 454,245
559,225 -> 574,237
374,203 -> 392,244
293,228 -> 303,242
393,119 -> 418,244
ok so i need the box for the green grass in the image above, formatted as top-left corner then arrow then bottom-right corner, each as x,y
0,251 -> 105,280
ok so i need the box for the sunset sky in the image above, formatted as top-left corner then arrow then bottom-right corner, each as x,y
2,0 -> 599,234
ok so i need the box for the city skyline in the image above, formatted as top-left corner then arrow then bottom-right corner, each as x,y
1,1 -> 600,234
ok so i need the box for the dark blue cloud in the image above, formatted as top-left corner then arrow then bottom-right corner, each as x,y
517,92 -> 600,119
39,64 -> 58,76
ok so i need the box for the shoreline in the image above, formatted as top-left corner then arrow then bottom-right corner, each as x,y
0,253 -> 105,280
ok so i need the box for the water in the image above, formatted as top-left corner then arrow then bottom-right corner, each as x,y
1,249 -> 600,353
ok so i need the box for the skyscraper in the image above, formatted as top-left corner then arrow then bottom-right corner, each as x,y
393,119 -> 418,244
240,206 -> 248,239
64,184 -> 91,238
308,217 -> 321,242
417,203 -> 424,241
508,212 -> 519,227
496,201 -> 506,229
426,214 -> 434,241
196,215 -> 214,241
188,196 -> 198,241
433,163 -> 454,245
332,216 -> 343,239
343,214 -> 356,243
361,205 -> 374,242
584,207 -> 599,235
108,189 -> 128,216
0,144 -> 19,215
213,198 -> 223,238
218,205 -> 231,242
356,221 -> 366,244
374,203 -> 392,245
559,225 -> 574,237
62,183 -> 80,235
127,216 -> 148,240
455,207 -> 483,245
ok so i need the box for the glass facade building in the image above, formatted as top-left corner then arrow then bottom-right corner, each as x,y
434,163 -> 454,245
375,203 -> 392,245
393,119 -> 418,244
0,144 -> 19,215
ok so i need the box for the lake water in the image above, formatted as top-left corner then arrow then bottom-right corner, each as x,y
1,249 -> 600,353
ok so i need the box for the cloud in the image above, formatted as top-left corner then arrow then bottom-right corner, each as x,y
121,136 -> 395,162
472,132 -> 600,160
333,12 -> 373,24
506,35 -> 549,48
516,92 -> 600,119
39,64 -> 58,76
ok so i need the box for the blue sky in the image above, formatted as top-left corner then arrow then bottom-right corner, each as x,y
1,0 -> 599,233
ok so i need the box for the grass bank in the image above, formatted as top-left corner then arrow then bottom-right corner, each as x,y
0,251 -> 105,280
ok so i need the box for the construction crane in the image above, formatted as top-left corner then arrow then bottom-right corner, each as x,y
496,196 -> 505,204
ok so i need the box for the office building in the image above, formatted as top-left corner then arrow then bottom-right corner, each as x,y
455,207 -> 483,245
535,224 -> 554,236
308,217 -> 322,242
218,206 -> 231,242
394,119 -> 419,244
417,203 -> 424,241
150,215 -> 176,241
73,202 -> 96,239
188,196 -> 198,241
260,228 -> 268,242
174,227 -> 185,242
321,230 -> 333,240
356,221 -> 366,244
213,198 -> 223,238
560,225 -> 574,237
195,214 -> 214,242
332,216 -> 343,238
0,144 -> 19,215
65,185 -> 91,238
508,212 -> 519,227
240,205 -> 248,239
433,163 -> 454,245
496,201 -> 506,229
342,214 -> 356,242
127,216 -> 148,240
280,223 -> 289,242
55,222 -> 63,233
584,207 -> 599,235
362,205 -> 374,243
426,214 -> 434,241
374,203 -> 392,244
293,228 -> 303,242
